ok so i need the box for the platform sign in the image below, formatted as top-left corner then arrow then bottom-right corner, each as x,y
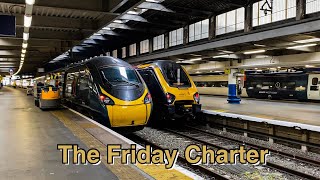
0,15 -> 16,37
224,68 -> 231,75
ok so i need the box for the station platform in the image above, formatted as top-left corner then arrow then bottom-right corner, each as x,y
0,87 -> 200,180
201,95 -> 320,130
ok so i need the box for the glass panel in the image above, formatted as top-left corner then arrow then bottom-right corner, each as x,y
112,50 -> 117,58
312,78 -> 318,85
201,19 -> 209,38
100,66 -> 140,86
226,10 -> 236,33
122,47 -> 126,58
306,0 -> 320,14
236,8 -> 245,30
216,14 -> 226,35
189,24 -> 195,42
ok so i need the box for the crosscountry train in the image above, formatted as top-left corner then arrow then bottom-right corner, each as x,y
137,60 -> 201,122
191,71 -> 320,101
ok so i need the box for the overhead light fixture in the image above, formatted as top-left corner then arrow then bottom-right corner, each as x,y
23,33 -> 29,40
102,27 -> 111,30
190,54 -> 202,57
196,71 -> 201,74
22,43 -> 28,48
24,15 -> 32,27
254,44 -> 266,47
294,38 -> 320,44
22,49 -> 26,54
146,0 -> 163,3
93,33 -> 101,36
220,50 -> 234,53
305,65 -> 315,68
21,54 -> 25,58
113,20 -> 124,24
127,10 -> 139,15
190,58 -> 202,61
25,0 -> 35,5
277,67 -> 281,69
21,57 -> 25,60
213,54 -> 230,58
244,49 -> 266,54
287,43 -> 317,49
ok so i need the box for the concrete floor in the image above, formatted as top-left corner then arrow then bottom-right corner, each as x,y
201,95 -> 320,126
0,87 -> 118,180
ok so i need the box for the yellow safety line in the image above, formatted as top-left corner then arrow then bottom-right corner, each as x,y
52,111 -> 192,180
213,109 -> 228,113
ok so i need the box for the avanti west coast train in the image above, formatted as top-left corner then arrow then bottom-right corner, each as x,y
62,57 -> 152,131
137,60 -> 201,122
191,71 -> 320,101
245,72 -> 320,100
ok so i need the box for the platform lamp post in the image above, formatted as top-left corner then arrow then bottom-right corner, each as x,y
227,68 -> 241,104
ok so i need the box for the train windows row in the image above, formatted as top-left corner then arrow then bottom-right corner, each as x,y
194,81 -> 228,87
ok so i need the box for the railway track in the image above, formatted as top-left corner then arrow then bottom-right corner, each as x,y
130,134 -> 229,180
164,126 -> 320,180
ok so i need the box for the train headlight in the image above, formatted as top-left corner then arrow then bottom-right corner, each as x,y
194,92 -> 200,104
144,93 -> 152,104
166,93 -> 175,104
100,94 -> 114,105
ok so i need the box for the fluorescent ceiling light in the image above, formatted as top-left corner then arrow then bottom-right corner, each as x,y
190,54 -> 202,57
254,44 -> 266,47
102,27 -> 111,30
127,10 -> 139,15
22,43 -> 28,48
22,49 -> 26,54
113,20 -> 124,23
21,57 -> 25,60
213,54 -> 230,58
196,71 -> 201,73
244,49 -> 266,54
93,33 -> 101,36
25,0 -> 35,5
24,15 -> 32,27
21,54 -> 25,58
287,43 -> 317,49
23,33 -> 29,41
146,0 -> 163,3
305,65 -> 315,68
190,58 -> 202,61
294,38 -> 320,44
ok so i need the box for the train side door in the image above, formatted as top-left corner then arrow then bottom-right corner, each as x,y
307,74 -> 320,100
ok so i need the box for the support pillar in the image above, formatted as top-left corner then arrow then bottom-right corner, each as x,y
227,69 -> 241,104
126,46 -> 129,58
136,42 -> 140,56
301,130 -> 309,152
209,15 -> 216,40
149,38 -> 153,54
296,0 -> 306,20
244,3 -> 253,32
268,125 -> 274,143
183,25 -> 189,45
164,32 -> 169,49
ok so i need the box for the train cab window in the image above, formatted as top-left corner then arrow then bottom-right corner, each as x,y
312,78 -> 318,86
101,66 -> 140,86
159,64 -> 191,88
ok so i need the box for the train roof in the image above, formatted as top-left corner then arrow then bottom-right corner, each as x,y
66,56 -> 132,70
137,60 -> 181,69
